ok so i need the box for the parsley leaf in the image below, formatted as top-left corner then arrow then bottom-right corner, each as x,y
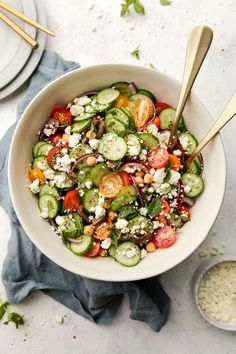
130,45 -> 140,60
147,197 -> 162,218
133,0 -> 145,15
160,0 -> 172,6
149,63 -> 157,70
0,301 -> 9,320
121,0 -> 145,17
4,312 -> 24,329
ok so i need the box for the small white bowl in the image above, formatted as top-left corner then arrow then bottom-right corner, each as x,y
193,255 -> 236,331
8,64 -> 226,281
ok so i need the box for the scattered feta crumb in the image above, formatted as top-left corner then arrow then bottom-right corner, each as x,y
85,180 -> 93,189
41,208 -> 49,218
184,185 -> 192,193
156,131 -> 170,149
70,104 -> 84,116
141,249 -> 148,259
140,207 -> 148,216
55,216 -> 65,226
179,135 -> 190,151
65,126 -> 71,135
97,155 -> 104,162
44,169 -> 55,180
89,139 -> 100,150
128,145 -> 140,156
173,149 -> 182,156
153,221 -> 161,229
169,170 -> 181,185
29,179 -> 40,194
94,205 -> 106,219
55,316 -> 64,324
76,96 -> 92,106
69,133 -> 81,148
147,124 -> 159,137
126,248 -> 136,258
101,238 -> 112,249
115,219 -> 128,229
153,168 -> 166,185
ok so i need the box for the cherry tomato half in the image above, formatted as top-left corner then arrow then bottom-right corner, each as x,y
131,97 -> 154,129
114,94 -> 129,108
85,241 -> 101,257
28,168 -> 46,184
119,170 -> 132,186
49,132 -> 63,145
153,225 -> 176,248
155,102 -> 170,115
168,154 -> 181,172
64,189 -> 81,212
99,174 -> 123,198
148,148 -> 169,169
177,204 -> 191,221
51,107 -> 72,125
47,144 -> 68,169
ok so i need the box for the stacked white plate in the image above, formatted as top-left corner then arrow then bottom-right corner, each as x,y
0,0 -> 46,100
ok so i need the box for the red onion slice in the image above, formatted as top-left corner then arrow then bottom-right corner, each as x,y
182,196 -> 195,207
130,175 -> 144,207
120,161 -> 149,174
129,82 -> 137,95
97,120 -> 105,139
77,206 -> 90,222
176,180 -> 184,206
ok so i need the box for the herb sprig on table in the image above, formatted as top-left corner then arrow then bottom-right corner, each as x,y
130,45 -> 140,60
0,299 -> 24,329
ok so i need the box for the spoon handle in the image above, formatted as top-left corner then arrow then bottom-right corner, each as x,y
187,91 -> 236,164
168,26 -> 213,150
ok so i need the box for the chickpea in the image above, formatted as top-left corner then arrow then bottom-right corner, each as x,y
143,173 -> 153,184
108,211 -> 117,220
135,170 -> 144,178
84,225 -> 95,236
86,131 -> 96,139
146,241 -> 157,253
62,134 -> 69,144
87,156 -> 97,166
135,176 -> 144,185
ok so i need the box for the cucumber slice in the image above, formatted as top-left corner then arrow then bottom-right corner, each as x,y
71,119 -> 91,133
179,132 -> 198,156
97,88 -> 120,105
116,185 -> 137,198
187,160 -> 201,175
39,184 -> 59,198
32,141 -> 47,158
111,194 -> 136,212
110,82 -> 133,96
38,194 -> 59,219
90,163 -> 110,186
124,134 -> 141,157
69,144 -> 92,159
159,108 -> 184,130
77,166 -> 93,184
89,98 -> 111,113
72,213 -> 84,235
97,133 -> 116,154
118,129 -> 135,137
32,155 -> 48,170
159,183 -> 171,195
137,89 -> 156,103
115,242 -> 141,267
181,173 -> 204,198
74,112 -> 95,122
128,216 -> 153,234
138,132 -> 159,149
98,133 -> 127,161
119,108 -> 136,129
108,245 -> 117,259
105,117 -> 126,134
117,204 -> 139,220
82,188 -> 99,212
105,108 -> 130,127
59,216 -> 78,238
70,235 -> 93,255
36,143 -> 53,157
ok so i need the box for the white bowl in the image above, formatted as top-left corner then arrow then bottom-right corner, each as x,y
193,255 -> 236,331
8,64 -> 226,282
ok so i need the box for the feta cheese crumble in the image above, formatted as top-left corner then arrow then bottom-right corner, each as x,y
29,179 -> 40,194
69,133 -> 81,148
55,216 -> 66,226
147,124 -> 158,137
101,238 -> 112,249
115,219 -> 128,229
169,170 -> 181,185
89,139 -> 100,150
153,168 -> 166,185
70,105 -> 84,116
179,135 -> 190,152
140,207 -> 148,216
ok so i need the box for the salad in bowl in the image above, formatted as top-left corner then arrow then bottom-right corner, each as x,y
28,82 -> 204,267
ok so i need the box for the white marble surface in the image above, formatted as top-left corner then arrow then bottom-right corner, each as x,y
0,1 -> 236,353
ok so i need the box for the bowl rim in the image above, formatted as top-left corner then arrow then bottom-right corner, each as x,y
8,63 -> 227,281
192,255 -> 236,331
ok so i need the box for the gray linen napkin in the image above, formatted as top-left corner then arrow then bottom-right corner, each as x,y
0,51 -> 170,331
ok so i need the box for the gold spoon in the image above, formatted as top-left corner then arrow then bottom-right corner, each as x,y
186,91 -> 236,168
168,25 -> 213,151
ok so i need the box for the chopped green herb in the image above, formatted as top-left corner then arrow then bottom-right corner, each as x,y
4,312 -> 24,329
130,45 -> 140,60
147,197 -> 162,218
160,0 -> 172,6
149,63 -> 157,70
0,301 -> 9,320
121,0 -> 145,17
